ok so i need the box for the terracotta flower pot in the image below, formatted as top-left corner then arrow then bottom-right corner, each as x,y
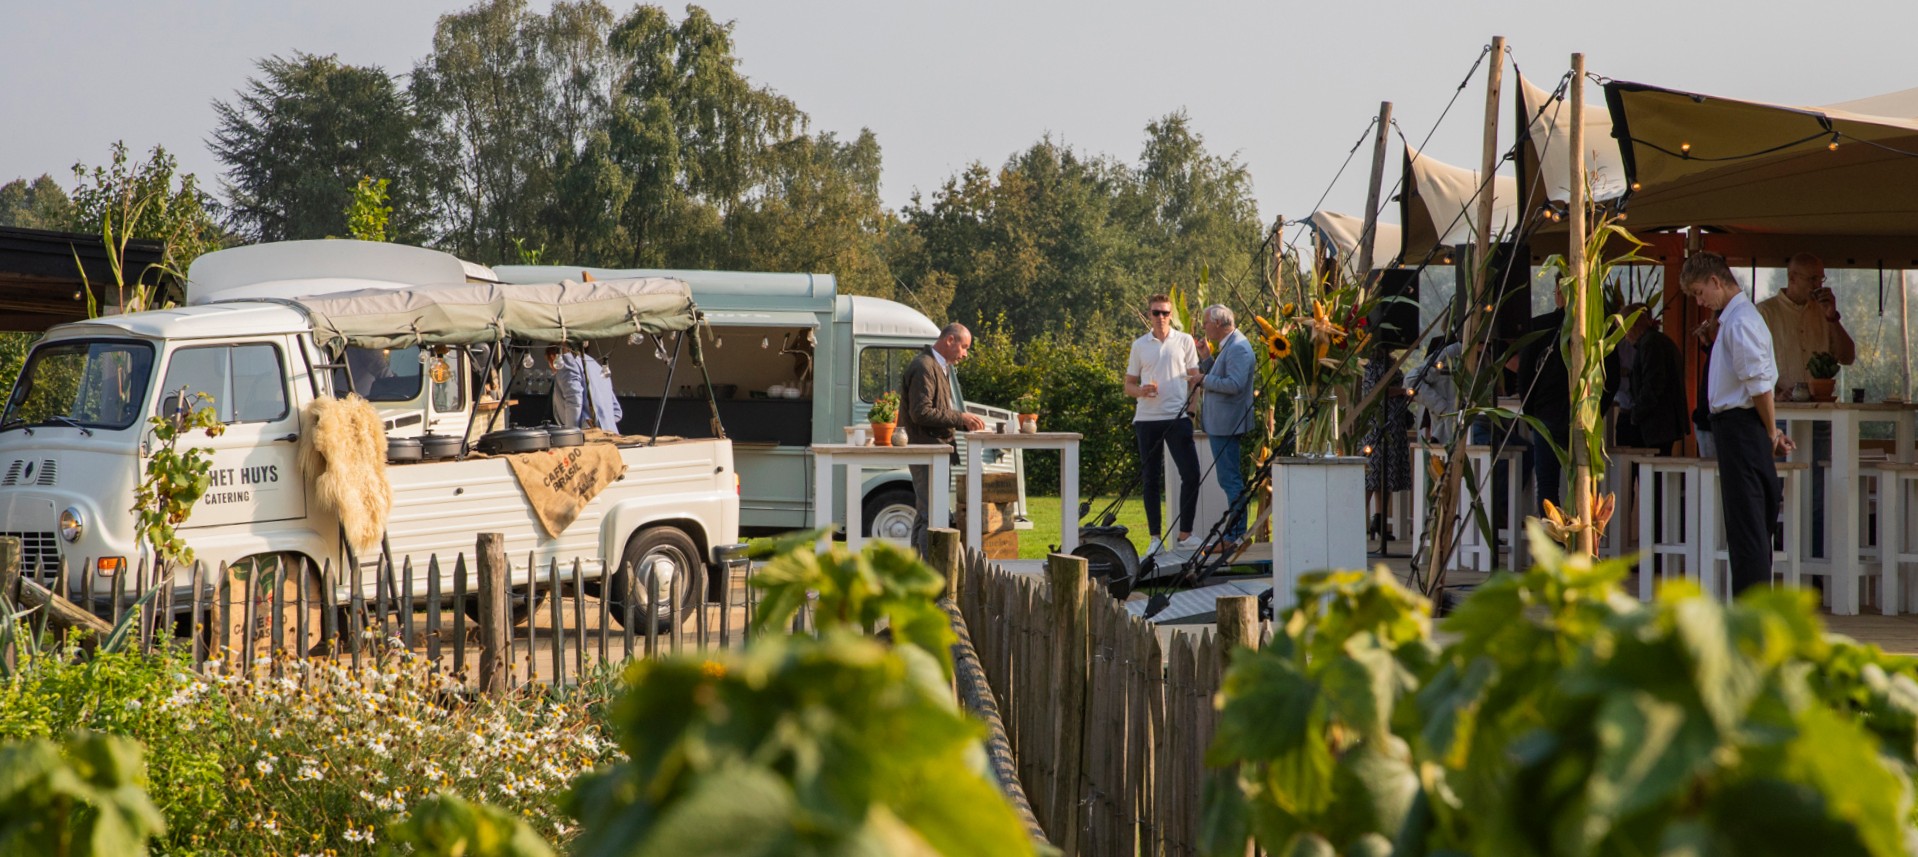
870,422 -> 896,446
1809,378 -> 1837,402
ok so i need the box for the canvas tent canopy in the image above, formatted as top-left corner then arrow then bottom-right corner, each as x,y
1519,74 -> 1628,208
1398,144 -> 1520,262
1606,80 -> 1918,247
1304,210 -> 1402,278
290,277 -> 697,353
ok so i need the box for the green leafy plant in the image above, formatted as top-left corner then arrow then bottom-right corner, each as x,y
0,731 -> 167,856
1204,526 -> 1918,856
386,792 -> 556,857
1809,350 -> 1842,380
131,390 -> 225,569
345,176 -> 392,243
745,531 -> 956,677
867,389 -> 900,424
566,634 -> 1035,857
1013,390 -> 1042,415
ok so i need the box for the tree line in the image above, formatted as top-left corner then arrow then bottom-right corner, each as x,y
1,0 -> 1268,347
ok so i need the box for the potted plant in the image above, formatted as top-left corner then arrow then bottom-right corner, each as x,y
868,391 -> 900,446
1807,351 -> 1840,402
1013,391 -> 1041,433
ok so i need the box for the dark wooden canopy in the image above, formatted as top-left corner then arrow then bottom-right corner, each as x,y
0,226 -> 173,331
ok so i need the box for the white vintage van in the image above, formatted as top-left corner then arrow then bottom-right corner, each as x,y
0,241 -> 739,631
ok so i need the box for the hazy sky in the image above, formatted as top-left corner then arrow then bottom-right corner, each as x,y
5,0 -> 1914,234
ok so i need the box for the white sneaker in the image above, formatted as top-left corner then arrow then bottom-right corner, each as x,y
1177,534 -> 1204,550
1145,536 -> 1165,556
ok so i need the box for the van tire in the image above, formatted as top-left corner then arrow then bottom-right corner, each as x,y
606,526 -> 700,632
862,487 -> 918,541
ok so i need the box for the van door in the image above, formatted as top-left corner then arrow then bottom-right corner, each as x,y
156,340 -> 307,528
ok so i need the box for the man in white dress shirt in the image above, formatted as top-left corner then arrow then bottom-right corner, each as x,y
1681,252 -> 1795,594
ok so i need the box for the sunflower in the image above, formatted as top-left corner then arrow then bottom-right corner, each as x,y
1266,331 -> 1292,360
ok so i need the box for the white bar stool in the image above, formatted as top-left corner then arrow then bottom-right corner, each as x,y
1863,461 -> 1918,615
1699,460 -> 1805,602
1637,456 -> 1704,601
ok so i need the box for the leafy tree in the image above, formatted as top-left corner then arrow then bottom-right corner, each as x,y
0,732 -> 167,855
0,174 -> 76,230
69,142 -> 223,313
1118,110 -> 1265,304
723,129 -> 896,296
212,52 -> 436,242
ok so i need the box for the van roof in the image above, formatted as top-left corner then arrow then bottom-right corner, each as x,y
186,240 -> 497,305
52,302 -> 311,341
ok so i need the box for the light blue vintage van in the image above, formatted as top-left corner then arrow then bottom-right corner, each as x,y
495,266 -> 1027,539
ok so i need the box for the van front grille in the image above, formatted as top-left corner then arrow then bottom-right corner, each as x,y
0,459 -> 56,487
1,531 -> 61,576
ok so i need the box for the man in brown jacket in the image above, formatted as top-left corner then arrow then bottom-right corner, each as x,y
904,323 -> 986,552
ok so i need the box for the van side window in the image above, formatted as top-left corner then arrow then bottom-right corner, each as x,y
858,347 -> 918,403
333,346 -> 423,402
157,343 -> 288,423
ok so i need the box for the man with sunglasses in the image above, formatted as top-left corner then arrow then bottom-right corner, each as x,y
1125,294 -> 1203,555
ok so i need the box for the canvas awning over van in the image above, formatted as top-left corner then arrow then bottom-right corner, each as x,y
292,277 -> 696,352
1606,80 -> 1918,237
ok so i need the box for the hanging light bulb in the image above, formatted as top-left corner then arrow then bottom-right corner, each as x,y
715,336 -> 723,349
1828,133 -> 1841,151
521,352 -> 535,370
761,337 -> 770,349
418,348 -> 433,365
1679,142 -> 1692,154
628,332 -> 644,346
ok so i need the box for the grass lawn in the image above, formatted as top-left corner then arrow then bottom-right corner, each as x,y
1013,494 -> 1155,559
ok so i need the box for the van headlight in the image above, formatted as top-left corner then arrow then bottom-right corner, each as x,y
58,507 -> 83,542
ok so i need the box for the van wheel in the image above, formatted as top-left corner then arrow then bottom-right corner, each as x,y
607,526 -> 700,632
461,587 -> 548,628
212,554 -> 332,658
862,487 -> 918,540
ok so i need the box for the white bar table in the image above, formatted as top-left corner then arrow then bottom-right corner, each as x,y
962,431 -> 1081,555
1775,401 -> 1918,614
810,443 -> 952,555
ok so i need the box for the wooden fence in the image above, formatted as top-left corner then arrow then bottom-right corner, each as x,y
0,533 -> 790,692
955,546 -> 1267,857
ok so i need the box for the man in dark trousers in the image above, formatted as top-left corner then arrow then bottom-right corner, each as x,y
1681,252 -> 1794,594
1622,304 -> 1689,456
903,323 -> 986,552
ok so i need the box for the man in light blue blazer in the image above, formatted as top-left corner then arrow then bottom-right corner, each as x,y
1192,305 -> 1258,548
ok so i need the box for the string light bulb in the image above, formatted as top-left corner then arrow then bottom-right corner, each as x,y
1680,142 -> 1692,154
521,352 -> 534,369
1828,133 -> 1841,151
1630,181 -> 1642,191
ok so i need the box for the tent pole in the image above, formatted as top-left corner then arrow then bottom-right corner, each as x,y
1567,53 -> 1594,555
1423,36 -> 1504,596
1903,269 -> 1913,400
1358,100 -> 1394,286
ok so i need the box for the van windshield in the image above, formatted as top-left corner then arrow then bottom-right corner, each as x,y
1,340 -> 156,432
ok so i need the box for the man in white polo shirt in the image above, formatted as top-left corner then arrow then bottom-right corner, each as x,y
1681,251 -> 1795,594
1125,293 -> 1203,555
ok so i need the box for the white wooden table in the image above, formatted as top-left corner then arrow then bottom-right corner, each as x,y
810,443 -> 952,554
962,431 -> 1080,555
1775,402 -> 1918,614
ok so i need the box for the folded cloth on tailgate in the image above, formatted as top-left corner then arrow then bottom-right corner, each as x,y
503,443 -> 627,538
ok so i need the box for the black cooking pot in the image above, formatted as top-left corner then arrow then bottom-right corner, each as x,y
386,436 -> 423,464
479,427 -> 550,455
419,433 -> 463,460
544,424 -> 584,448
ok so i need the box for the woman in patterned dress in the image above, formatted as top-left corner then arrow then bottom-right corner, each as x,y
1362,342 -> 1414,547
